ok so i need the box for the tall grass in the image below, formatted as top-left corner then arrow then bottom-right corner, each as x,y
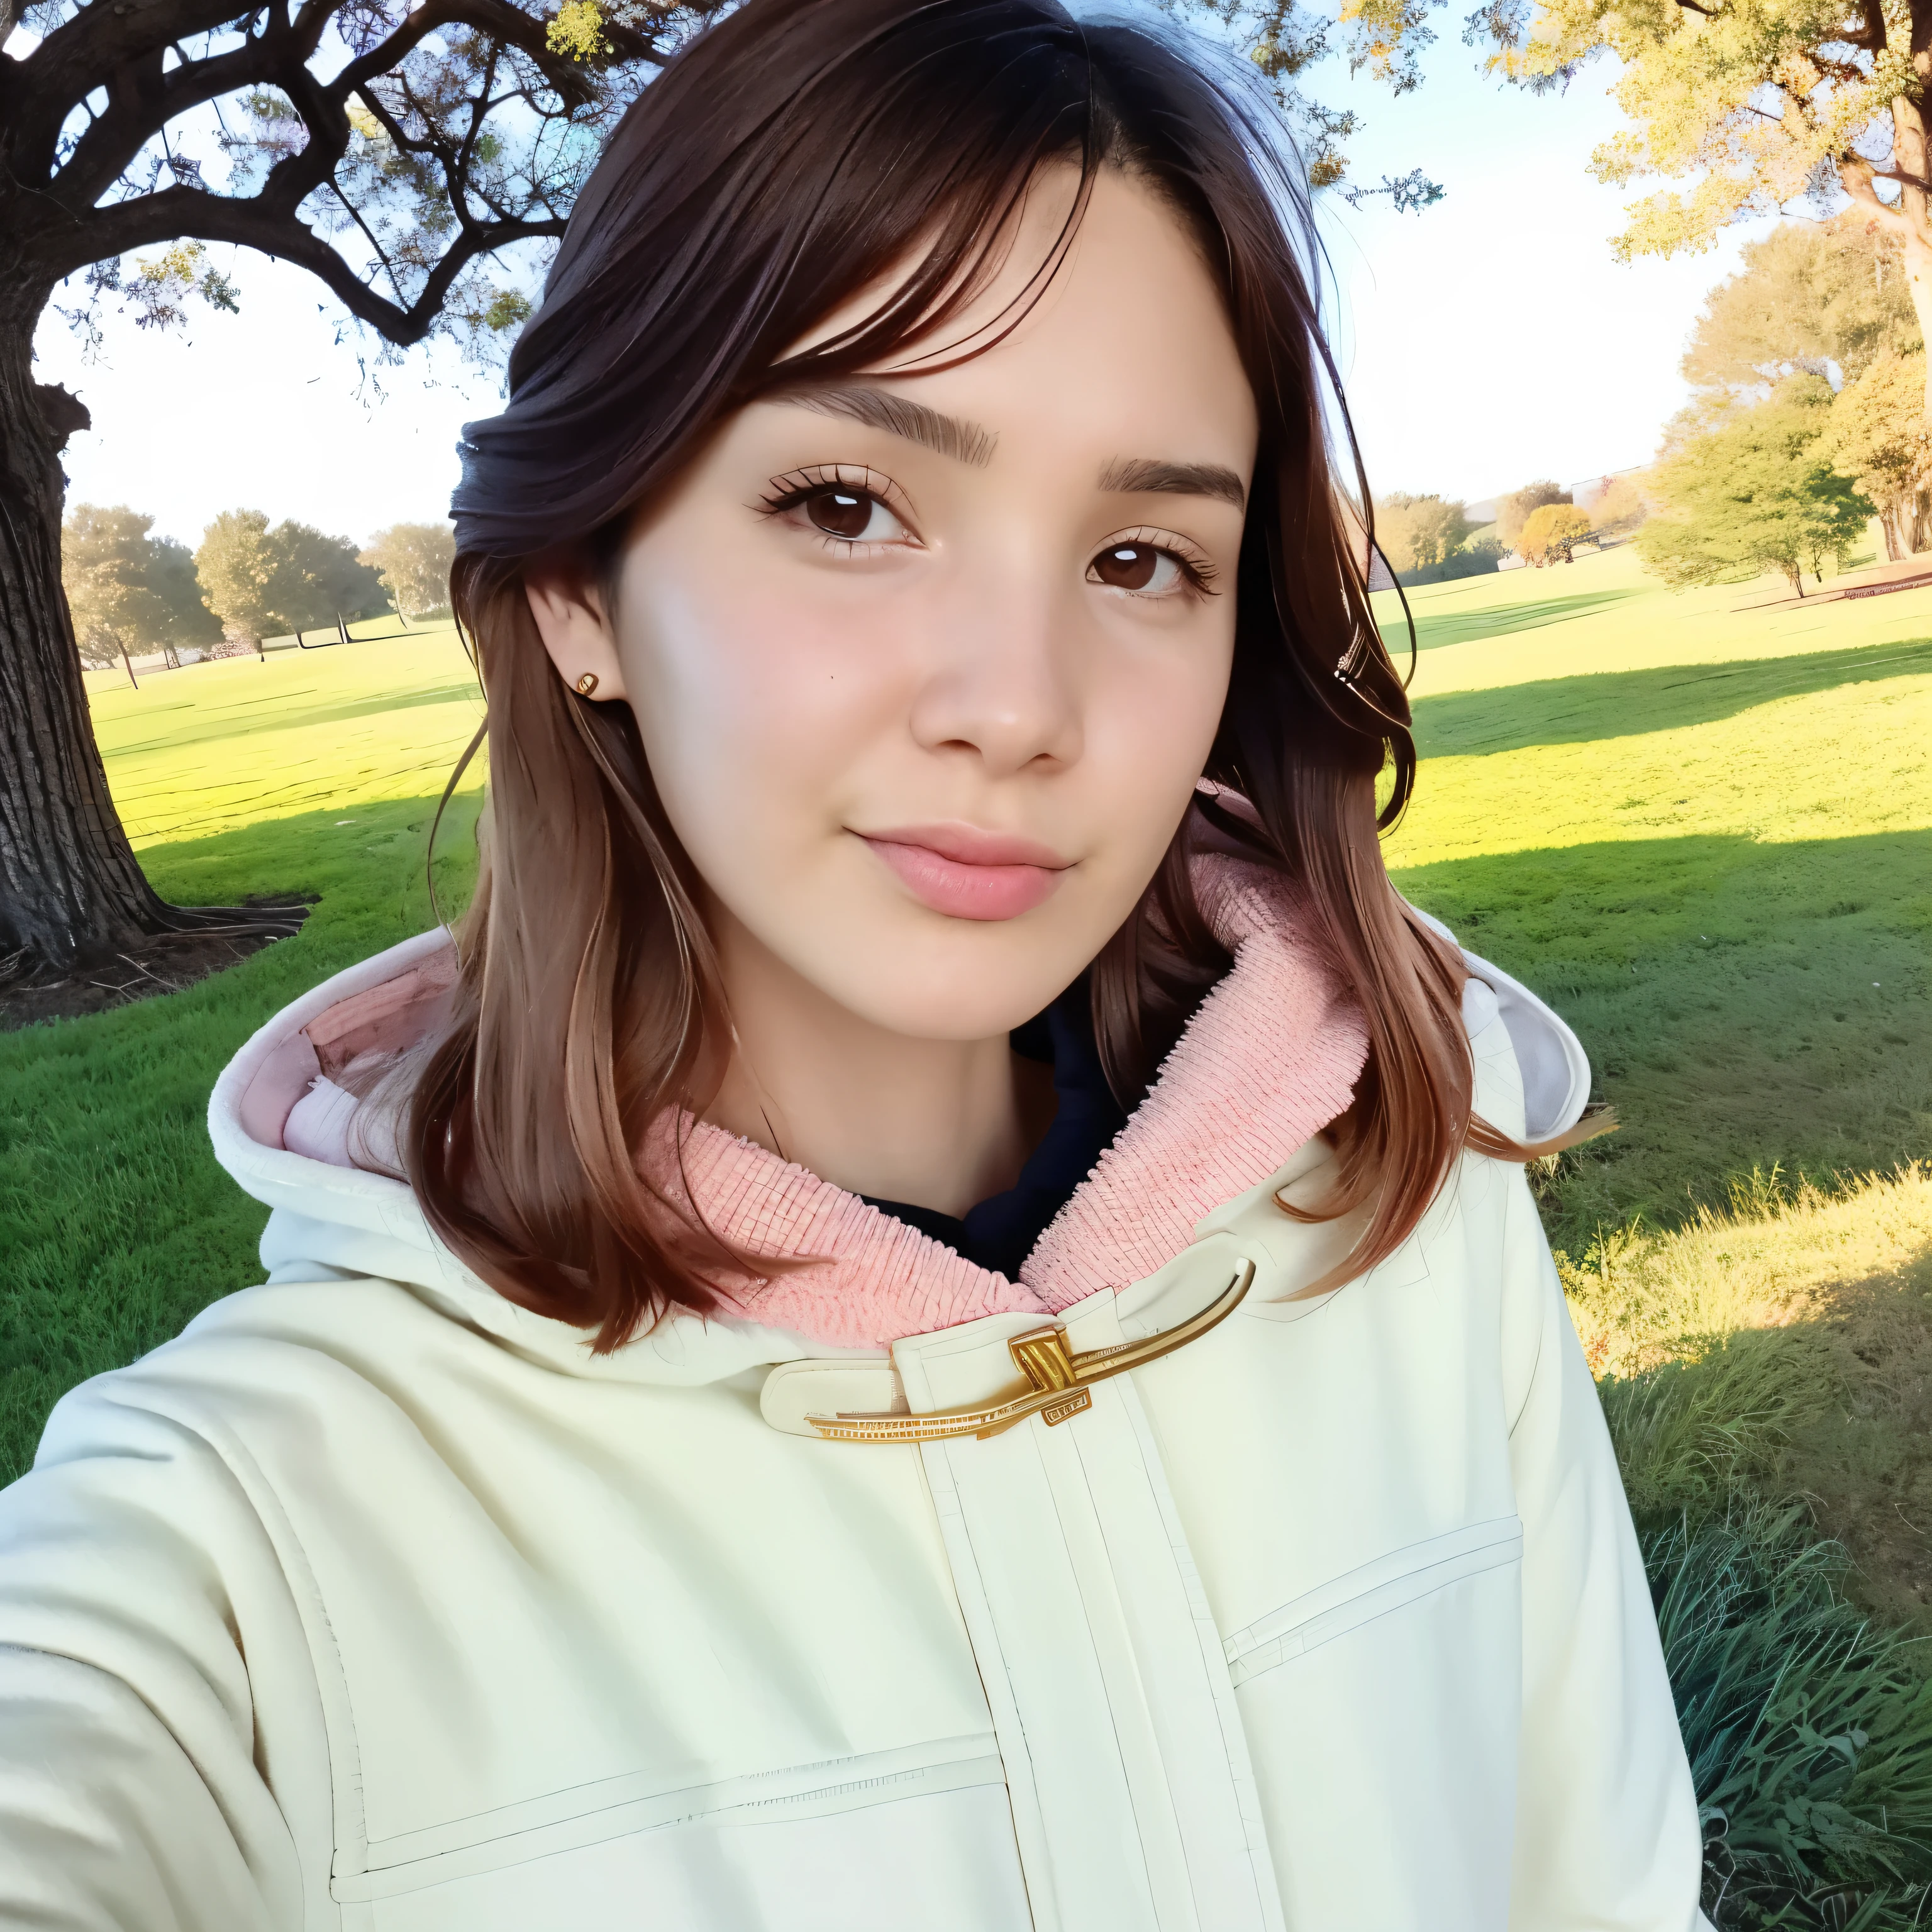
1572,1167 -> 1932,1926
1654,1505 -> 1932,1929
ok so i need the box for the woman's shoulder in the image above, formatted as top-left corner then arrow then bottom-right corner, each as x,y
1408,905 -> 1592,1145
25,1272 -> 459,1474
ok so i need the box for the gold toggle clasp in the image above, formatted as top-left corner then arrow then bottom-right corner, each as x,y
804,1258 -> 1255,1444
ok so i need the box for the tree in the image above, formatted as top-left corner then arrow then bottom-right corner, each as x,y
1637,379 -> 1874,596
1461,0 -> 1932,419
62,506 -> 170,678
1825,350 -> 1932,557
62,505 -> 224,677
0,0 -> 712,979
150,537 -> 225,657
194,510 -> 279,650
1373,493 -> 1476,573
1498,480 -> 1571,549
1518,502 -> 1595,565
1588,476 -> 1648,538
267,523 -> 388,631
361,522 -> 458,619
1682,214 -> 1920,399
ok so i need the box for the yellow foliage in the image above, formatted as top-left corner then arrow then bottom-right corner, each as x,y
1465,0 -> 1923,267
547,0 -> 613,61
1516,501 -> 1594,564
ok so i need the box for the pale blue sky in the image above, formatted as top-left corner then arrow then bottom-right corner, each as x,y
30,28 -> 1763,549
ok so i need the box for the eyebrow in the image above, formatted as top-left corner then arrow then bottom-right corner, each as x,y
772,384 -> 997,467
1098,456 -> 1247,512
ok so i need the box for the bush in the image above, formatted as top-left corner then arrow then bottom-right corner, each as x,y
1519,502 -> 1596,565
1648,1506 -> 1932,1928
1397,537 -> 1502,586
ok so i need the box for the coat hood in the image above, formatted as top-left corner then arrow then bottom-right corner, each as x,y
208,867 -> 1589,1386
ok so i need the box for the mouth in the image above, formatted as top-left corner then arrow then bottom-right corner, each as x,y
856,822 -> 1072,922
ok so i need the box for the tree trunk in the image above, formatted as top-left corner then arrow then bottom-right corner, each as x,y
1880,505 -> 1905,562
0,311 -> 303,980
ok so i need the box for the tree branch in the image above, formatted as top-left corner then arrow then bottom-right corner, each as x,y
53,14 -> 327,209
1845,0 -> 1886,52
1840,154 -> 1916,235
328,0 -> 610,116
53,180 -> 563,341
11,0 -> 266,168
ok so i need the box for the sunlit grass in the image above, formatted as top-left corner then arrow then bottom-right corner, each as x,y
79,621 -> 484,846
1375,547 -> 1932,1251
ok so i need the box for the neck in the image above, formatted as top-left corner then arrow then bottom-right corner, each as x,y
701,902 -> 1050,1217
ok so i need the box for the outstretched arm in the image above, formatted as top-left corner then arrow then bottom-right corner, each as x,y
0,1379 -> 325,1928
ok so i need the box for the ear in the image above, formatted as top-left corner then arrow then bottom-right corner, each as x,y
524,551 -> 629,702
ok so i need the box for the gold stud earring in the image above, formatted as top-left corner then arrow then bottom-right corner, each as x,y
574,672 -> 599,697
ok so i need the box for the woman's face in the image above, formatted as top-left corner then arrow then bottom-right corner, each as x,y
538,169 -> 1258,1041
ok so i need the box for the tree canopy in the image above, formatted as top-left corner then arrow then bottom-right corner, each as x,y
1457,0 -> 1932,413
1824,349 -> 1932,556
1498,480 -> 1571,548
1682,214 -> 1920,399
1517,502 -> 1594,565
1,0 -> 709,369
64,507 -> 184,669
361,523 -> 457,619
62,506 -> 222,670
192,511 -> 383,642
1637,378 -> 1874,596
1374,493 -> 1475,573
1587,477 -> 1649,537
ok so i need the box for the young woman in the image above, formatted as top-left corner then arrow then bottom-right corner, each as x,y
0,1 -> 1709,1925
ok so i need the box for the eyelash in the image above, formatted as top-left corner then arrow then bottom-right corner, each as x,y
756,465 -> 918,540
757,467 -> 1219,598
1097,526 -> 1221,600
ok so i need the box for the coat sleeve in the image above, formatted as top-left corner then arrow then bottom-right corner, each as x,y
0,1370 -> 327,1930
1500,1167 -> 1714,1931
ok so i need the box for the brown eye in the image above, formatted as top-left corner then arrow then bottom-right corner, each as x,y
1092,542 -> 1159,590
807,488 -> 877,540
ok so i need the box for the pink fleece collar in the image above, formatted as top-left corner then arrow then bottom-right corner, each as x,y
655,857 -> 1367,1348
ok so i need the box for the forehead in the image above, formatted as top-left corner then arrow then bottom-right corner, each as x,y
784,168 -> 1258,470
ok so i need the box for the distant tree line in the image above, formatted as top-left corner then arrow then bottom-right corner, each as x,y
1372,494 -> 1497,583
61,509 -> 458,674
1371,475 -> 1646,584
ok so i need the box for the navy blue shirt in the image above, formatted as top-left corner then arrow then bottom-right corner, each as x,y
861,979 -> 1128,1281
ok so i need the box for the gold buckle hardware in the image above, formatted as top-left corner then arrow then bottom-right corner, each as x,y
804,1258 -> 1255,1444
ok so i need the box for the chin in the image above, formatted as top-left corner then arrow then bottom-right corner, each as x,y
816,918 -> 1094,1041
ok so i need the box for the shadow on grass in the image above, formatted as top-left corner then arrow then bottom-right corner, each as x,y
1413,636 -> 1932,759
1398,830 -> 1932,1249
0,793 -> 479,1485
1382,587 -> 1646,654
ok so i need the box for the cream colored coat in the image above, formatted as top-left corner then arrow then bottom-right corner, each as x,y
0,933 -> 1709,1930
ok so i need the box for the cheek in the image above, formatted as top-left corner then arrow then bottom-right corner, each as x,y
613,538 -> 904,862
1078,619 -> 1235,861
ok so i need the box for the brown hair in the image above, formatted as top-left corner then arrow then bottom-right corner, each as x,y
422,0 -> 1583,1348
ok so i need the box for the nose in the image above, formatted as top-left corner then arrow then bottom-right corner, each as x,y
906,560 -> 1084,778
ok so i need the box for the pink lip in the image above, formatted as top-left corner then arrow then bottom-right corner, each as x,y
858,822 -> 1071,921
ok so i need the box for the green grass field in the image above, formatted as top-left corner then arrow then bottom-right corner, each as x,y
8,551 -> 1932,1922
1382,545 -> 1932,1255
